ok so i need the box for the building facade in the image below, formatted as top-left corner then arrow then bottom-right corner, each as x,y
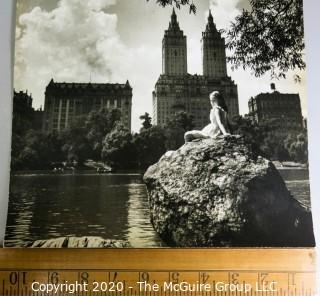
43,79 -> 132,132
153,10 -> 239,128
202,11 -> 227,78
248,85 -> 303,133
13,90 -> 33,109
13,90 -> 44,130
162,9 -> 187,76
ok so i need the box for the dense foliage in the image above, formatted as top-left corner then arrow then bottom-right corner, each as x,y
101,123 -> 136,169
11,107 -> 308,171
226,0 -> 305,80
164,111 -> 194,150
11,108 -> 195,170
232,116 -> 308,163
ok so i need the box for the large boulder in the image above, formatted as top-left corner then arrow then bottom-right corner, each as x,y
143,136 -> 315,247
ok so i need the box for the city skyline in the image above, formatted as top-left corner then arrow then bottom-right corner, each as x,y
14,0 -> 307,131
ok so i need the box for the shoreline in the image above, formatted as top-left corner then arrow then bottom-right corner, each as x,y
11,169 -> 145,176
11,165 -> 309,176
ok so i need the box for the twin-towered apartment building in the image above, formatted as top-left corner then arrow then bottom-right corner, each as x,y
153,9 -> 239,129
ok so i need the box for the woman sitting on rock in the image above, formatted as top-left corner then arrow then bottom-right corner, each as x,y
184,91 -> 231,143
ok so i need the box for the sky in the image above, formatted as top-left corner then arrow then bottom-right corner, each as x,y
14,0 -> 307,132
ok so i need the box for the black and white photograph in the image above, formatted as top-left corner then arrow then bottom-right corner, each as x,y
5,0 -> 315,248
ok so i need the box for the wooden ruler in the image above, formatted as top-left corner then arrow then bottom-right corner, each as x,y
0,248 -> 316,295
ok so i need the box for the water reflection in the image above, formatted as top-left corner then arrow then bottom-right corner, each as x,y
126,184 -> 165,247
5,170 -> 310,247
5,174 -> 163,247
278,168 -> 311,210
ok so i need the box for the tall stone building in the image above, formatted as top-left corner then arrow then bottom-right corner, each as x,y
248,84 -> 303,133
162,9 -> 187,76
202,11 -> 227,78
13,90 -> 33,109
13,90 -> 44,130
153,10 -> 239,128
43,79 -> 132,132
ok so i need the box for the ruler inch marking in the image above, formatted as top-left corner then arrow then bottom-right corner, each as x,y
0,270 -> 315,295
0,269 -> 315,273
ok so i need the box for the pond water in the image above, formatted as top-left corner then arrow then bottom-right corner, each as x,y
5,174 -> 164,247
5,169 -> 311,247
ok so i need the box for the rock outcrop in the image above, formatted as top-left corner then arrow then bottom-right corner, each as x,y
27,236 -> 130,248
144,136 -> 315,247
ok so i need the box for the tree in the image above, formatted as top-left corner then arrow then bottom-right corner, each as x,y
14,130 -> 64,170
85,108 -> 122,160
232,116 -> 309,162
260,131 -> 290,161
139,112 -> 152,131
226,0 -> 305,80
147,0 -> 196,14
285,132 -> 308,163
165,111 -> 194,150
60,126 -> 91,166
230,116 -> 262,154
44,131 -> 65,164
133,126 -> 167,168
231,116 -> 291,160
101,123 -> 136,169
11,92 -> 34,168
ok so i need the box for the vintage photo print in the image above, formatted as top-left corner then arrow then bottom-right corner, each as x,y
5,0 -> 315,247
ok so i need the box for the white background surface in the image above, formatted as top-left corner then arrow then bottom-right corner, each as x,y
0,0 -> 319,266
0,0 -> 13,246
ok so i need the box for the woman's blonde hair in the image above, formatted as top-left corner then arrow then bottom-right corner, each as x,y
209,91 -> 228,113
